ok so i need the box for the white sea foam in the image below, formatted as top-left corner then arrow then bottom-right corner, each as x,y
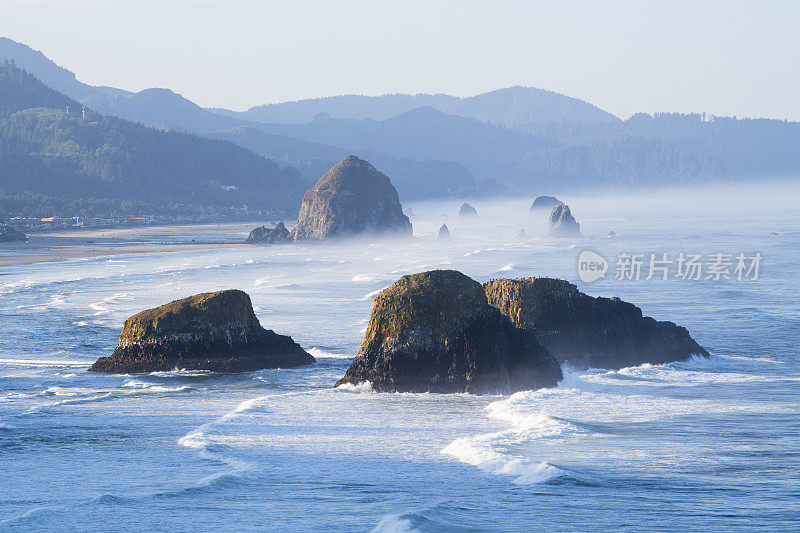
0,358 -> 87,368
306,347 -> 354,359
334,381 -> 374,393
371,515 -> 415,533
351,274 -> 378,282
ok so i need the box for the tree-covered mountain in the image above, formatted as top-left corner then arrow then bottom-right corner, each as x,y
0,61 -> 308,218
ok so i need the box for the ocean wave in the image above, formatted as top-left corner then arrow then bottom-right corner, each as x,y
334,381 -> 374,393
0,358 -> 87,368
363,286 -> 389,300
351,274 -> 378,282
121,380 -> 194,394
306,347 -> 354,359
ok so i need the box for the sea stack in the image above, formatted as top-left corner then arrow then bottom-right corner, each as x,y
484,277 -> 709,369
289,155 -> 412,241
548,204 -> 582,238
437,223 -> 451,240
459,203 -> 478,217
335,270 -> 562,394
89,290 -> 315,373
0,224 -> 26,242
530,195 -> 563,214
245,222 -> 289,244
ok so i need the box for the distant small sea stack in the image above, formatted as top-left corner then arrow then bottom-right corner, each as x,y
530,195 -> 563,214
458,203 -> 478,218
289,155 -> 412,241
245,222 -> 289,244
437,223 -> 451,240
335,270 -> 562,394
548,204 -> 582,238
89,290 -> 315,373
0,223 -> 26,242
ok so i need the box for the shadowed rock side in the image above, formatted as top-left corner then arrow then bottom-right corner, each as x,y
90,289 -> 315,373
289,155 -> 412,241
484,278 -> 709,369
0,224 -> 26,242
245,222 -> 289,244
548,204 -> 581,237
438,223 -> 451,240
336,270 -> 562,393
530,195 -> 563,213
459,203 -> 478,217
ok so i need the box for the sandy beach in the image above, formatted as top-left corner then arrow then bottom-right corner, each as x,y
0,222 -> 269,267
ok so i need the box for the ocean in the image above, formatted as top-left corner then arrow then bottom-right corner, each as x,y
1,187 -> 798,532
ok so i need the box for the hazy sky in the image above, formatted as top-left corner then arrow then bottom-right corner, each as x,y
1,0 -> 798,120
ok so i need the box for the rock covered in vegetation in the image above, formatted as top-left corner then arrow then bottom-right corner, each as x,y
530,195 -> 563,213
437,223 -> 451,240
547,204 -> 582,237
0,224 -> 26,242
335,270 -> 562,393
245,222 -> 289,244
89,290 -> 314,373
484,277 -> 709,369
458,202 -> 478,217
289,155 -> 412,241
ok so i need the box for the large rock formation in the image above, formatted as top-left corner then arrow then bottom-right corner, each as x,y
289,155 -> 412,241
245,222 -> 289,244
530,195 -> 563,213
484,278 -> 709,369
548,204 -> 582,237
459,203 -> 478,217
90,290 -> 315,373
335,270 -> 562,394
0,224 -> 26,242
437,223 -> 451,240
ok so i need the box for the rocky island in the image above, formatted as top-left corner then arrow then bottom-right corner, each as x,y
548,203 -> 582,237
459,203 -> 478,217
245,222 -> 290,244
0,224 -> 26,242
437,223 -> 451,240
484,277 -> 709,369
90,289 -> 315,373
335,270 -> 562,393
530,195 -> 563,213
289,155 -> 412,241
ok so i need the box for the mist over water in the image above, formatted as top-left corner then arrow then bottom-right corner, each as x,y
1,182 -> 798,531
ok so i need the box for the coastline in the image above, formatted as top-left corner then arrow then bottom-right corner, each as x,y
0,221 -> 268,267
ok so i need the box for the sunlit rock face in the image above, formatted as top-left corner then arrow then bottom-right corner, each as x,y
289,155 -> 412,241
484,277 -> 709,369
90,290 -> 315,373
336,270 -> 562,393
547,203 -> 582,237
245,222 -> 290,244
529,195 -> 562,214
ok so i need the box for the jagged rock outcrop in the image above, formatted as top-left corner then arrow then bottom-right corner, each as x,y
90,290 -> 315,373
530,195 -> 563,213
484,277 -> 709,369
548,204 -> 582,237
459,203 -> 478,217
437,223 -> 451,240
289,155 -> 412,241
245,222 -> 289,244
517,228 -> 528,240
0,224 -> 26,242
335,270 -> 562,393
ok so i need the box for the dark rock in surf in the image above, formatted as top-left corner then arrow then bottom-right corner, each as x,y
459,203 -> 478,218
547,204 -> 582,238
530,195 -> 563,213
335,270 -> 562,393
517,228 -> 528,240
438,223 -> 451,240
289,155 -> 412,241
89,289 -> 315,373
484,277 -> 709,369
245,222 -> 290,244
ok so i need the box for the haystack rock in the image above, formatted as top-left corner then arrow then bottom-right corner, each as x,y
335,270 -> 562,393
245,222 -> 289,244
459,203 -> 478,217
289,155 -> 412,241
90,290 -> 315,373
530,195 -> 563,213
548,204 -> 582,238
437,223 -> 451,240
484,277 -> 709,369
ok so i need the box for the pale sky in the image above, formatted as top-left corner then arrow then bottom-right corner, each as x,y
1,0 -> 798,120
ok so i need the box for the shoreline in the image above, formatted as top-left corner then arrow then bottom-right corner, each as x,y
0,221 -> 270,267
